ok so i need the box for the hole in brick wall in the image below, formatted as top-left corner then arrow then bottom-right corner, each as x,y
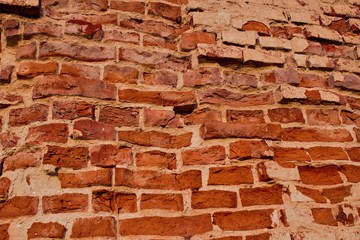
198,56 -> 244,70
0,0 -> 41,18
0,160 -> 4,177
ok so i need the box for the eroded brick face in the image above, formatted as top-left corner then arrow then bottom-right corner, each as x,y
1,0 -> 360,239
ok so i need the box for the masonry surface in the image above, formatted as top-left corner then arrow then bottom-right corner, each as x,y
0,0 -> 360,239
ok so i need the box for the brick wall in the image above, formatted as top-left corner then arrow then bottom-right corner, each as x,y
0,0 -> 360,239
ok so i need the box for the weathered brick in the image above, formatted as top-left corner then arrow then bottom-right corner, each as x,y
118,130 -> 192,148
92,190 -> 137,213
240,185 -> 283,206
305,25 -> 342,42
140,193 -> 183,211
110,1 -> 145,13
120,19 -> 176,38
224,71 -> 257,88
295,186 -> 327,203
240,21 -> 270,35
43,146 -> 89,169
26,123 -> 68,144
283,127 -> 353,142
197,43 -> 243,60
17,62 -> 58,78
184,108 -> 222,125
347,147 -> 360,162
183,67 -> 221,87
306,109 -> 341,126
0,131 -> 19,149
208,166 -> 254,185
259,37 -> 292,50
298,165 -> 343,185
340,165 -> 360,182
71,217 -> 116,238
213,209 -> 275,230
72,0 -> 108,11
268,108 -> 305,123
0,66 -> 14,84
180,31 -> 216,51
312,208 -> 337,226
104,65 -> 139,84
0,178 -> 10,200
273,148 -> 310,166
261,69 -> 301,85
103,30 -> 139,44
143,35 -> 177,50
144,108 -> 175,127
46,12 -> 117,25
182,146 -> 226,165
65,20 -> 102,40
222,30 -> 257,46
136,150 -> 176,169
118,214 -> 212,236
40,42 -> 115,61
192,190 -> 237,209
16,42 -> 36,59
9,104 -> 48,126
58,169 -> 112,188
243,49 -> 286,65
3,151 -> 41,172
148,2 -> 181,21
308,147 -> 348,161
200,89 -> 274,107
322,186 -> 352,203
53,101 -> 94,120
33,75 -> 116,100
230,140 -> 272,160
42,193 -> 88,213
99,106 -> 139,127
28,222 -> 65,239
119,48 -> 190,71
0,196 -> 38,218
90,144 -> 132,167
61,63 -> 100,80
73,119 -> 115,141
200,121 -> 282,140
115,168 -> 202,190
24,22 -> 63,38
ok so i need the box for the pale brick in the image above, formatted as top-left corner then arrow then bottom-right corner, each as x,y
294,54 -> 308,68
243,49 -> 285,64
337,59 -> 360,73
222,30 -> 257,46
259,37 -> 291,50
308,55 -> 335,69
291,37 -> 309,53
197,43 -> 243,60
305,25 -> 342,42
290,11 -> 319,24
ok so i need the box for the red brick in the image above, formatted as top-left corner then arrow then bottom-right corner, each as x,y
295,186 -> 327,203
192,190 -> 237,209
268,108 -> 305,123
212,237 -> 242,240
180,31 -> 216,51
33,75 -> 116,100
118,130 -> 192,148
99,106 -> 139,127
227,110 -> 265,124
52,100 -> 94,120
143,70 -> 177,86
0,92 -> 23,109
144,108 -> 175,127
42,193 -> 88,213
73,119 -> 115,140
65,20 -> 102,40
183,67 -> 221,87
213,209 -> 275,231
24,22 -> 63,38
140,193 -> 183,211
340,165 -> 360,183
3,151 -> 41,172
247,233 -> 271,240
242,21 -> 270,35
182,146 -> 226,165
0,178 -> 10,199
274,148 -> 310,165
312,208 -> 337,226
28,222 -> 65,239
118,89 -> 196,107
136,150 -> 176,170
299,73 -> 329,88
43,146 -> 89,169
240,185 -> 283,206
71,217 -> 116,238
197,43 -> 243,60
110,1 -> 145,13
119,214 -> 212,236
26,123 -> 68,144
40,42 -> 115,61
200,89 -> 274,107
120,19 -> 176,38
90,144 -> 132,167
148,2 -> 181,21
224,71 -> 257,88
0,66 -> 14,84
200,121 -> 282,140
0,196 -> 38,218
347,147 -> 360,162
306,109 -> 341,126
308,147 -> 348,161
115,168 -> 201,190
92,190 -> 137,213
262,69 -> 301,85
74,0 -> 108,11
230,140 -> 272,160
165,0 -> 187,4
47,12 -> 117,25
104,30 -> 139,44
322,185 -> 352,203
104,65 -> 139,84
61,63 -> 100,79
298,165 -> 343,185
0,131 -> 19,149
143,35 -> 177,50
184,108 -> 222,125
0,224 -> 10,240
119,48 -> 190,71
9,104 -> 48,126
17,62 -> 58,78
58,169 -> 112,188
16,42 -> 36,59
208,166 -> 254,185
283,127 -> 353,142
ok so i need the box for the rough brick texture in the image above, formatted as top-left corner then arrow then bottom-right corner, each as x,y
1,0 -> 360,239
